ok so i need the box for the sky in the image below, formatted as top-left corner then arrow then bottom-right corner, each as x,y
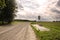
15,0 -> 60,21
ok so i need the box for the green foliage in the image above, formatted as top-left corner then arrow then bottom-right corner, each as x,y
31,22 -> 60,40
0,0 -> 16,25
0,0 -> 6,9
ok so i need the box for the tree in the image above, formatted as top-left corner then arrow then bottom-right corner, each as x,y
0,0 -> 6,24
0,0 -> 6,9
0,0 -> 16,25
38,16 -> 40,20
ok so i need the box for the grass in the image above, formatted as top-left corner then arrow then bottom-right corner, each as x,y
0,21 -> 20,26
31,22 -> 60,40
11,21 -> 20,24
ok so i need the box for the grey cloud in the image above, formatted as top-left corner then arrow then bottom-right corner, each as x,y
56,16 -> 60,19
56,0 -> 60,7
16,14 -> 26,18
18,4 -> 24,10
15,0 -> 60,21
51,8 -> 60,14
16,0 -> 24,10
25,5 -> 38,9
20,0 -> 39,9
50,7 -> 60,21
54,15 -> 60,21
55,14 -> 60,18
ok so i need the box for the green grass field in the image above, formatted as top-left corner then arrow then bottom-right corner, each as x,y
31,22 -> 60,40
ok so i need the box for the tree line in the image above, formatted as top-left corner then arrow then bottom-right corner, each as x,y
0,0 -> 16,25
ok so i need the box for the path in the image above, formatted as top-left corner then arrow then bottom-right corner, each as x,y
0,22 -> 37,40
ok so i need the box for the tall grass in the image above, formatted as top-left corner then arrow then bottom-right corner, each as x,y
31,22 -> 60,40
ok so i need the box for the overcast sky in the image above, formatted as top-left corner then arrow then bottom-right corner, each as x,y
15,0 -> 60,21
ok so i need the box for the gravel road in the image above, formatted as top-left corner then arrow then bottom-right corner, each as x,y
0,22 -> 37,40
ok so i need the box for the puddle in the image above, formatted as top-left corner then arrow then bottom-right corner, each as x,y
32,24 -> 50,31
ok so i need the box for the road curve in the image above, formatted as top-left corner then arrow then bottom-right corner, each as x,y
0,22 -> 37,40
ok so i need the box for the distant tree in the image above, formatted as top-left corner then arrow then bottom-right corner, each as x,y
38,16 -> 40,20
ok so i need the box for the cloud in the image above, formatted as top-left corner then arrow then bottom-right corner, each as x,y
15,0 -> 60,21
56,0 -> 60,7
51,8 -> 60,14
20,0 -> 40,9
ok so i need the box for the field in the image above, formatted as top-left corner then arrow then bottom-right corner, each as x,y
31,22 -> 60,40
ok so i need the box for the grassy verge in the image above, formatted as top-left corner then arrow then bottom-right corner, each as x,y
31,22 -> 60,40
0,21 -> 20,26
11,21 -> 20,24
31,25 -> 41,40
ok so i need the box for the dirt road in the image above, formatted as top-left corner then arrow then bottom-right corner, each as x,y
0,22 -> 37,40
